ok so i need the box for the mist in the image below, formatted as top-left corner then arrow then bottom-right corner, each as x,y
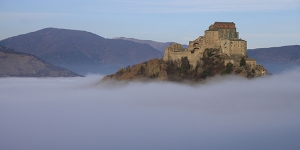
1,69 -> 300,150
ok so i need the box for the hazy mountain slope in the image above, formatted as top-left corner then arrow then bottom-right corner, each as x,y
0,28 -> 163,75
0,45 -> 80,77
114,37 -> 188,52
248,45 -> 300,74
248,45 -> 300,63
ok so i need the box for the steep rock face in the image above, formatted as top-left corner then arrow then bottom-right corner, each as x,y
102,53 -> 268,82
0,45 -> 80,77
102,58 -> 167,81
145,58 -> 167,78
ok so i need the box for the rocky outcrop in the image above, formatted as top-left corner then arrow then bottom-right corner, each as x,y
102,58 -> 167,81
102,52 -> 269,82
0,45 -> 80,77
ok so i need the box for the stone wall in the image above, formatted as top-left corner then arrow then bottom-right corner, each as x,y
163,43 -> 202,69
229,40 -> 246,57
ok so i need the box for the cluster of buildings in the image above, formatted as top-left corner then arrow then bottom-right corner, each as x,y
163,22 -> 257,69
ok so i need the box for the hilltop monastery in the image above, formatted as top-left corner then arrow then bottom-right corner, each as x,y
163,22 -> 257,69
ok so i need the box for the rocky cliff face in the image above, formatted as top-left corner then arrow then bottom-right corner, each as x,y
102,58 -> 167,81
102,52 -> 268,82
0,45 -> 80,77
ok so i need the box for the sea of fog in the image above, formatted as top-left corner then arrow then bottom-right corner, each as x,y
1,68 -> 300,150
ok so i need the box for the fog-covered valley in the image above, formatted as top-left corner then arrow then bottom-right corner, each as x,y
1,69 -> 300,150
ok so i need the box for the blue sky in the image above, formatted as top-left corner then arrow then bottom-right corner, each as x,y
0,0 -> 299,48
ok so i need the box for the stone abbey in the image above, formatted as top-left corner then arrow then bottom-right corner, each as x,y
103,22 -> 268,81
163,22 -> 257,69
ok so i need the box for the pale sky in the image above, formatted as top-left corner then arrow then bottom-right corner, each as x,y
0,0 -> 300,48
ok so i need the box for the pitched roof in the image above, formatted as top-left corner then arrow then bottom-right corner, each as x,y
214,22 -> 235,25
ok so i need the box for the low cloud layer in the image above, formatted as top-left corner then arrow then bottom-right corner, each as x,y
1,70 -> 300,150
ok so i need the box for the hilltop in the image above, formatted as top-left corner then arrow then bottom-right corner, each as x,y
102,55 -> 266,82
103,22 -> 268,82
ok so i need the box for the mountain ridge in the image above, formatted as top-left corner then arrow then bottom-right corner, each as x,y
0,28 -> 163,75
113,37 -> 188,52
248,45 -> 300,64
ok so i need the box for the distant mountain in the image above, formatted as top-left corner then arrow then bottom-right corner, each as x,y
248,45 -> 300,63
248,45 -> 300,74
0,45 -> 80,77
0,28 -> 163,75
113,37 -> 188,52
